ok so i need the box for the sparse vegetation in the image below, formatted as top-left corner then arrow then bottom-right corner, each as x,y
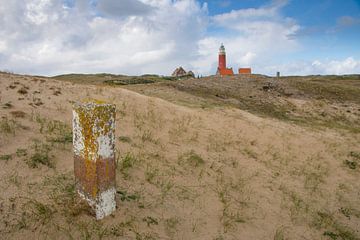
140,130 -> 159,144
33,115 -> 72,144
0,117 -> 17,135
44,173 -> 92,218
26,140 -> 54,168
10,110 -> 26,118
52,73 -> 179,85
8,171 -> 21,187
178,150 -> 205,167
279,185 -> 310,223
117,190 -> 140,202
344,159 -> 357,170
23,199 -> 55,226
118,152 -> 138,177
107,220 -> 134,237
127,74 -> 360,133
118,136 -> 132,143
145,165 -> 159,184
274,226 -> 285,240
0,154 -> 12,162
164,217 -> 180,237
106,78 -> 156,85
350,151 -> 360,159
143,216 -> 158,227
312,211 -> 359,240
16,148 -> 27,157
343,151 -> 360,170
32,97 -> 44,106
2,102 -> 13,109
17,87 -> 28,95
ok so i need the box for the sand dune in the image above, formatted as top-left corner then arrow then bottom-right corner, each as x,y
0,72 -> 359,239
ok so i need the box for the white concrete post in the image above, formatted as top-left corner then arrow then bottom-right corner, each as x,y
73,101 -> 116,219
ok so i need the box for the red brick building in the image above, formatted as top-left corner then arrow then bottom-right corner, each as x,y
239,68 -> 252,74
216,44 -> 234,76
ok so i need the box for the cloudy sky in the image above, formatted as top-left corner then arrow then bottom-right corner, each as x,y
0,0 -> 359,76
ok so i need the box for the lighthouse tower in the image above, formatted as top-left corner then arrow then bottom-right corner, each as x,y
217,44 -> 234,76
218,43 -> 226,70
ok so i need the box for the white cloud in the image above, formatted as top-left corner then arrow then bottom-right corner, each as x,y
96,0 -> 154,18
240,52 -> 257,65
0,41 -> 7,53
313,57 -> 360,75
0,0 -> 208,75
263,57 -> 360,76
0,0 -> 358,76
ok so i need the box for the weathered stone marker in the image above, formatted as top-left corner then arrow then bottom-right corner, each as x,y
73,100 -> 116,219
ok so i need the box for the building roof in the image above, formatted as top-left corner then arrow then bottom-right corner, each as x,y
218,67 -> 234,76
239,68 -> 252,74
172,67 -> 187,77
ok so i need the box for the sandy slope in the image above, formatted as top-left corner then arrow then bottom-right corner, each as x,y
0,72 -> 359,240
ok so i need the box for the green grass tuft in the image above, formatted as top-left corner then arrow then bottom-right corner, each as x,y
23,199 -> 55,226
178,150 -> 205,167
0,154 -> 12,162
0,117 -> 17,135
118,152 -> 138,178
116,190 -> 140,202
26,141 -> 54,168
16,148 -> 27,157
344,160 -> 357,170
118,136 -> 132,143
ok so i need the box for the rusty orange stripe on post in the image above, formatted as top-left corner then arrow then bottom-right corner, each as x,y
73,100 -> 116,219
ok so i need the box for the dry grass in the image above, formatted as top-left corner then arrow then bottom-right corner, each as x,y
0,117 -> 18,135
127,74 -> 360,133
10,110 -> 26,118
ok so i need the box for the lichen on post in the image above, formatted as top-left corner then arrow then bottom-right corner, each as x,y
73,100 -> 116,219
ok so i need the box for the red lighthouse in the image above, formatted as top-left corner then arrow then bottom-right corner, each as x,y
218,44 -> 226,70
217,44 -> 234,76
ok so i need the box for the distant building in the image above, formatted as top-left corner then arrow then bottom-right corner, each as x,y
216,44 -> 234,76
172,67 -> 195,78
172,67 -> 187,77
239,68 -> 251,74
